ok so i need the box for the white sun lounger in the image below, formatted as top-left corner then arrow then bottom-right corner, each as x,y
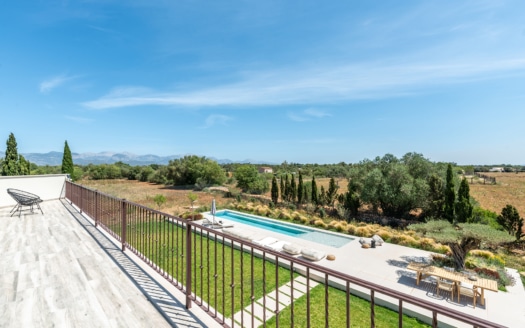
264,240 -> 290,252
300,248 -> 326,261
221,228 -> 255,242
253,237 -> 279,247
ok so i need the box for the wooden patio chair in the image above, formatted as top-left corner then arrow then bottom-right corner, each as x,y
458,282 -> 481,308
436,279 -> 456,300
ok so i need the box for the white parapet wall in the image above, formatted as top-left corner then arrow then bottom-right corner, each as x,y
0,174 -> 68,208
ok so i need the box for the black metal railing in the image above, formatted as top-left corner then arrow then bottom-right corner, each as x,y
65,181 -> 504,328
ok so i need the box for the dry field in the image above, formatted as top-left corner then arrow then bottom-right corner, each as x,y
469,172 -> 525,216
81,173 -> 524,218
80,179 -> 233,216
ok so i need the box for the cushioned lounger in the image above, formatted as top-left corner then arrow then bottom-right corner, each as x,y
253,237 -> 279,246
221,228 -> 254,242
264,240 -> 290,251
301,248 -> 326,261
282,243 -> 302,255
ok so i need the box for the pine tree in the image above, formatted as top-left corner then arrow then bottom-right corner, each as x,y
2,133 -> 20,176
61,140 -> 74,176
311,176 -> 318,205
297,171 -> 304,204
271,176 -> 279,204
443,164 -> 456,223
455,178 -> 473,223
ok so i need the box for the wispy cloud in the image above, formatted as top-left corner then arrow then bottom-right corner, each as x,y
82,56 -> 525,110
201,114 -> 233,129
39,74 -> 77,94
288,109 -> 331,122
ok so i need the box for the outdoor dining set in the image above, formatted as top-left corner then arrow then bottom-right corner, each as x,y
407,262 -> 498,308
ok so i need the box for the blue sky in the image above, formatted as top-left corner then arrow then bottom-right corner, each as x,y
2,0 -> 525,165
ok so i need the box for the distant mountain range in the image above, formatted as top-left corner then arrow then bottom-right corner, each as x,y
0,151 -> 268,166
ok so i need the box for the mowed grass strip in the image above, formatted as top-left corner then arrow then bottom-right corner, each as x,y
266,284 -> 430,328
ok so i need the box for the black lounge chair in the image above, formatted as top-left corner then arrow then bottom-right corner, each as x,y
7,188 -> 44,217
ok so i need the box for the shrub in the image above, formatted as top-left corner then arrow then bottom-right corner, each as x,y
346,224 -> 357,235
314,219 -> 327,229
278,211 -> 292,221
398,235 -> 418,247
180,212 -> 203,220
418,237 -> 436,251
255,205 -> 266,215
376,229 -> 393,241
355,226 -> 372,237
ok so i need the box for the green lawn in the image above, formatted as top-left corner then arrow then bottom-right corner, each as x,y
122,219 -> 429,326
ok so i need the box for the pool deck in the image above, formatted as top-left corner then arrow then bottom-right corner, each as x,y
204,211 -> 525,328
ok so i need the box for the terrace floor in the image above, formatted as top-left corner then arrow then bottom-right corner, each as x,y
0,200 -> 220,328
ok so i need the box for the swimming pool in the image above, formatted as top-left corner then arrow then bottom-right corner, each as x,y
213,210 -> 354,248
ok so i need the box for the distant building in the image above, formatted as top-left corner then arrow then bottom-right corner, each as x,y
258,166 -> 273,174
489,167 -> 504,172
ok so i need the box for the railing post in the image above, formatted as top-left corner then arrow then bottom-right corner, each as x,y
95,191 -> 99,228
121,199 -> 127,251
80,186 -> 83,213
185,221 -> 192,309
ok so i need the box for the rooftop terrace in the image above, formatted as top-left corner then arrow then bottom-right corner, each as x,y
1,176 -> 524,327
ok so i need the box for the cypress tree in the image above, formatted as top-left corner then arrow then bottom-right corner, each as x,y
426,174 -> 445,218
290,174 -> 297,203
2,132 -> 20,176
284,174 -> 290,202
455,178 -> 473,223
297,171 -> 304,204
327,177 -> 339,207
61,140 -> 74,176
319,186 -> 327,206
444,164 -> 456,223
280,175 -> 285,202
342,180 -> 360,219
271,176 -> 279,204
311,176 -> 318,205
19,155 -> 30,175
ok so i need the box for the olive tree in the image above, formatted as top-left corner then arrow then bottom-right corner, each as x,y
235,165 -> 269,194
409,220 -> 514,270
167,155 -> 226,186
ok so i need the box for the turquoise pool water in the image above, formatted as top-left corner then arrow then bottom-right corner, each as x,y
214,210 -> 354,248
